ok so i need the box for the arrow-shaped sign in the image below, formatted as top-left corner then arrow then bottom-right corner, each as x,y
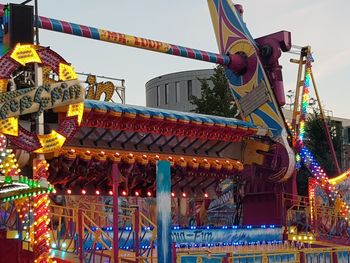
10,43 -> 42,66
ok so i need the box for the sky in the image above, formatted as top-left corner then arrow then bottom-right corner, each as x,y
26,0 -> 350,119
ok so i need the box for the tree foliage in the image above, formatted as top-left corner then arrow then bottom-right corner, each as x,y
297,111 -> 343,195
189,65 -> 237,117
304,112 -> 342,174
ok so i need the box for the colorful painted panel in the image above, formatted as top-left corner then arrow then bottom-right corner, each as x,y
207,0 -> 284,137
336,177 -> 350,205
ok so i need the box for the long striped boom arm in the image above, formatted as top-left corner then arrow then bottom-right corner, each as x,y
37,15 -> 230,66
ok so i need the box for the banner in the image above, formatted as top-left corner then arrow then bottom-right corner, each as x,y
82,226 -> 284,249
171,227 -> 283,245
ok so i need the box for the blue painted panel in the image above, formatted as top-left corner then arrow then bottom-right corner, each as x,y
338,251 -> 350,263
156,160 -> 172,263
306,252 -> 332,263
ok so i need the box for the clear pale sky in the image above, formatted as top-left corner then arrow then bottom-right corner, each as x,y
29,0 -> 350,118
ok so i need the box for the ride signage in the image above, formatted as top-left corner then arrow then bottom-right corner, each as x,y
0,80 -> 84,119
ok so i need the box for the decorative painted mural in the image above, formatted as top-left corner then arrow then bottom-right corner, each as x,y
336,178 -> 350,205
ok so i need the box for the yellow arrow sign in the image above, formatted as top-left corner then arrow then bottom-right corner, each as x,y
0,117 -> 18,136
67,102 -> 84,125
35,130 -> 66,154
59,63 -> 78,81
10,44 -> 42,66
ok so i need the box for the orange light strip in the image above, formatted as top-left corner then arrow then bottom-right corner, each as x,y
58,147 -> 244,172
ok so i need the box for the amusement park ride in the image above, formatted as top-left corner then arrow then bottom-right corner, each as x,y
0,1 -> 350,263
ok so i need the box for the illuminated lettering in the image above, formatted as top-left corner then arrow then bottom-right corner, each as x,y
118,34 -> 126,44
141,38 -> 148,48
100,30 -> 168,51
20,95 -> 33,114
134,37 -> 141,46
170,231 -> 186,243
156,41 -> 162,50
148,40 -> 156,49
0,80 -> 84,119
100,30 -> 108,39
133,37 -> 164,51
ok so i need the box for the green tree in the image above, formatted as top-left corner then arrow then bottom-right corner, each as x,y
296,163 -> 310,196
304,112 -> 342,175
297,111 -> 343,195
189,65 -> 237,117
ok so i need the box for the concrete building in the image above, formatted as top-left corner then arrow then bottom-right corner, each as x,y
145,69 -> 214,112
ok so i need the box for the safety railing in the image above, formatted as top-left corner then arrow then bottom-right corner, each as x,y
285,202 -> 312,234
286,205 -> 348,242
283,193 -> 349,244
79,209 -> 113,263
48,201 -> 158,263
66,199 -> 135,228
136,210 -> 157,260
50,204 -> 78,255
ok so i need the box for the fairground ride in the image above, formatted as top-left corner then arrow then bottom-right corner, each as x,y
0,1 -> 349,263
